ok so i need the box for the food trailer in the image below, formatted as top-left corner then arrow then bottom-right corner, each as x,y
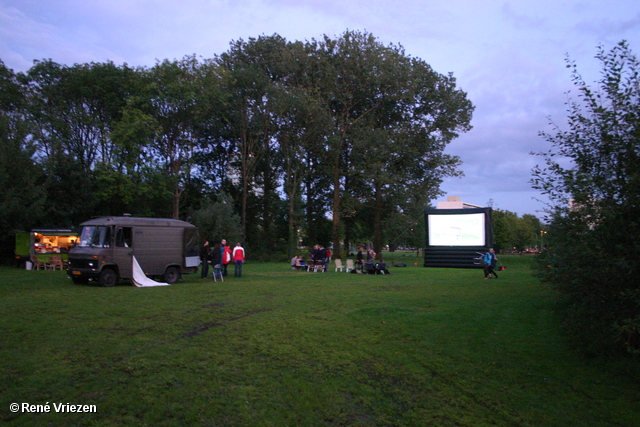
14,229 -> 78,268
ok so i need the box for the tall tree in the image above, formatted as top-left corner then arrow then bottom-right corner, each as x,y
146,56 -> 203,219
352,56 -> 472,255
23,60 -> 138,224
216,36 -> 287,242
191,60 -> 233,202
531,41 -> 640,354
308,31 -> 389,257
275,84 -> 331,256
0,61 -> 44,258
307,31 -> 473,256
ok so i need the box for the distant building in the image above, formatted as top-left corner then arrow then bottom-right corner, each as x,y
436,196 -> 483,210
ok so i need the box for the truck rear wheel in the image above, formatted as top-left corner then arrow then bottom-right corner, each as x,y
163,266 -> 181,284
99,268 -> 118,287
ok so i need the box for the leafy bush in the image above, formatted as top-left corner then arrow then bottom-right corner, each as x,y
532,41 -> 640,356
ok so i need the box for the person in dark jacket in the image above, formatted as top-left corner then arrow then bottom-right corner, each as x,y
211,243 -> 222,266
199,241 -> 210,278
356,246 -> 365,270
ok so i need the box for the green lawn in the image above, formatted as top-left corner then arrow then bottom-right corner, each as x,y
1,255 -> 639,426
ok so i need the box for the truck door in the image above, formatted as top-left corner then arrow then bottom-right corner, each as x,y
114,226 -> 134,279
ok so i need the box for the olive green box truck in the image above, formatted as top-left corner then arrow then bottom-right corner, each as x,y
67,216 -> 199,286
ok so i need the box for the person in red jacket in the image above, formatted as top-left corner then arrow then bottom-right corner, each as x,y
221,239 -> 232,277
232,242 -> 245,277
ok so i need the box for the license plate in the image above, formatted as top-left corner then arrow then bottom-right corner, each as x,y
72,271 -> 81,275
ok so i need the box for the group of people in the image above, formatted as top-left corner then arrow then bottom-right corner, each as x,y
290,244 -> 332,272
356,245 -> 390,274
290,256 -> 307,270
289,245 -> 333,272
311,244 -> 331,269
290,244 -> 390,275
290,244 -> 502,278
199,239 -> 245,278
355,245 -> 376,267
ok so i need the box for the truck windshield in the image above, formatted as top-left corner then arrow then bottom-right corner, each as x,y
78,226 -> 112,248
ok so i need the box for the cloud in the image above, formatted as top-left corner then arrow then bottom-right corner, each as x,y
574,12 -> 640,38
0,2 -> 129,70
0,5 -> 60,70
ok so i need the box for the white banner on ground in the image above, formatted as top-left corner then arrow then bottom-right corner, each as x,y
132,256 -> 170,287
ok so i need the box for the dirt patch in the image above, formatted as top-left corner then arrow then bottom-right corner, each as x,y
184,307 -> 274,338
184,322 -> 222,337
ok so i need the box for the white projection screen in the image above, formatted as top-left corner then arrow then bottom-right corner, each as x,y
428,212 -> 486,246
424,207 -> 493,268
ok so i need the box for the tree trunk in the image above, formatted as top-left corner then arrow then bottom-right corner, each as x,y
373,181 -> 383,260
331,151 -> 342,258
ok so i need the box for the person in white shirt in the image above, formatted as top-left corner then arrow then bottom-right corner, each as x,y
232,243 -> 245,277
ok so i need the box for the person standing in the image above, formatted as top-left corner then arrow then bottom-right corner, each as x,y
356,246 -> 365,270
318,245 -> 327,272
199,241 -> 210,279
366,246 -> 376,262
211,243 -> 222,266
221,239 -> 232,277
232,242 -> 245,277
483,248 -> 499,279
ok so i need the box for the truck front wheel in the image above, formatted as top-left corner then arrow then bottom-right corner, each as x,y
99,268 -> 118,287
163,266 -> 181,284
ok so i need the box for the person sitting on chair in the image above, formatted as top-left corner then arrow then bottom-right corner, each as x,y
364,261 -> 376,275
294,256 -> 306,270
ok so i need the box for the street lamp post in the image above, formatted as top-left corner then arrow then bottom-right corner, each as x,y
540,230 -> 547,250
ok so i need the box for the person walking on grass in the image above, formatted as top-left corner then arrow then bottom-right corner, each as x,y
483,248 -> 499,279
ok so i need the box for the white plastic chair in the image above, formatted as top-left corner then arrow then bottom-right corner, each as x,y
335,259 -> 344,272
346,259 -> 354,273
212,264 -> 224,282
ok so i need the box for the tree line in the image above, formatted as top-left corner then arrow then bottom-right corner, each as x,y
0,30 -> 474,260
492,209 -> 544,252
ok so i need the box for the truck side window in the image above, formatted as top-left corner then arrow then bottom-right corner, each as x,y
115,227 -> 133,248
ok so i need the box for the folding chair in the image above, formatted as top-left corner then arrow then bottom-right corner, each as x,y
334,259 -> 344,272
49,256 -> 64,270
345,259 -> 354,273
308,261 -> 320,272
212,264 -> 224,282
31,256 -> 47,271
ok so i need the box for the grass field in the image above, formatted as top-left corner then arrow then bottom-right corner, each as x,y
1,254 -> 640,426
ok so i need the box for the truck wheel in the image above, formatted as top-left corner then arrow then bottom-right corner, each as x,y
99,268 -> 118,287
163,266 -> 181,284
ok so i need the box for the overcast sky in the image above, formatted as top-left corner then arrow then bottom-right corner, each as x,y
2,0 -> 640,218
